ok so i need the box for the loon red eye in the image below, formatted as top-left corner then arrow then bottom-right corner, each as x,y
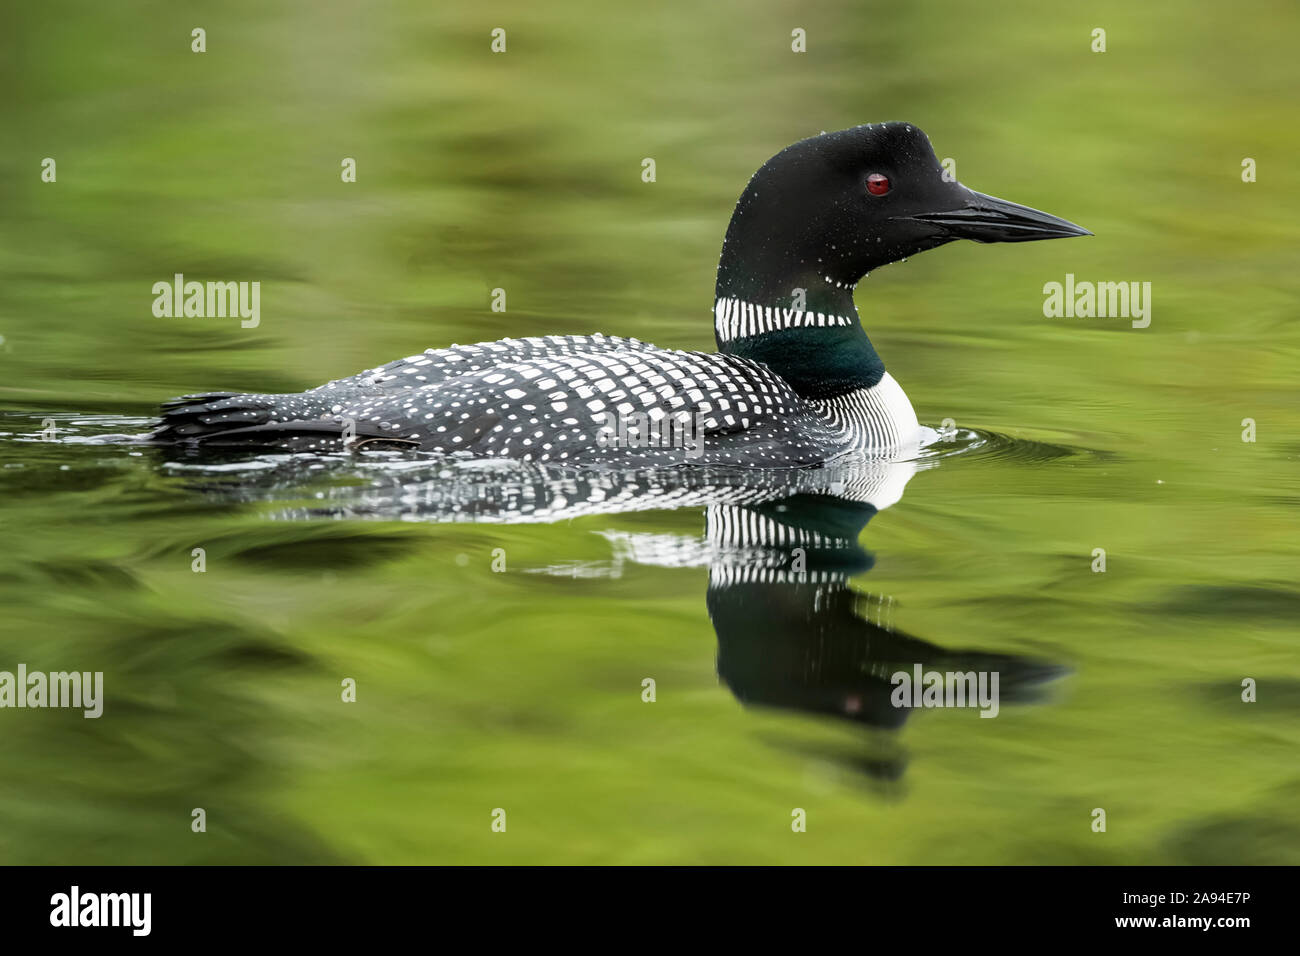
866,173 -> 891,196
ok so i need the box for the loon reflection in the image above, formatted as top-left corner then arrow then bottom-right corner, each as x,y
184,439 -> 1068,778
701,494 -> 1062,736
579,476 -> 1065,779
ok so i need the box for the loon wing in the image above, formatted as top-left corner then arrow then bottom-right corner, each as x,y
153,335 -> 843,465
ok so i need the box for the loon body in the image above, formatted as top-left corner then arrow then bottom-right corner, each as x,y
154,123 -> 1087,465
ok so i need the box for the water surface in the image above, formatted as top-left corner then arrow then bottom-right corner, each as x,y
2,0 -> 1298,864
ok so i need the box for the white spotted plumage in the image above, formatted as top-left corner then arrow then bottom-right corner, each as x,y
157,330 -> 921,464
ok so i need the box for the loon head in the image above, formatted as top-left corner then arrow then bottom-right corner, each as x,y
714,122 -> 1090,396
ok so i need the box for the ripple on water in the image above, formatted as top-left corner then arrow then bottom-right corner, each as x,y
915,424 -> 1100,465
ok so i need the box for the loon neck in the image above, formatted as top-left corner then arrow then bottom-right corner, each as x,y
712,284 -> 885,400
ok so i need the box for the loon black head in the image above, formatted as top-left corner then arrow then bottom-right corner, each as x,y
714,122 -> 1089,398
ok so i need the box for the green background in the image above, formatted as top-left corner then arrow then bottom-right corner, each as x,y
1,1 -> 1298,863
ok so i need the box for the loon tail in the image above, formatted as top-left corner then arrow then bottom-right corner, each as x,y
151,392 -> 406,451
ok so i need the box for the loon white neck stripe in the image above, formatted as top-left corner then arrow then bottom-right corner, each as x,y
714,297 -> 856,344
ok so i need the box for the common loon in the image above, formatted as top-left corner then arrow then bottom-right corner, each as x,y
153,122 -> 1088,466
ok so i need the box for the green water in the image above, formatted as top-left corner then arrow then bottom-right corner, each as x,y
2,1 -> 1298,864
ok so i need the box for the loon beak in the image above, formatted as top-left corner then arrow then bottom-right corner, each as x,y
902,190 -> 1091,243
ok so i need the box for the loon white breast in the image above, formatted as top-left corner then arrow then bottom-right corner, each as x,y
813,372 -> 920,453
153,122 -> 1087,465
